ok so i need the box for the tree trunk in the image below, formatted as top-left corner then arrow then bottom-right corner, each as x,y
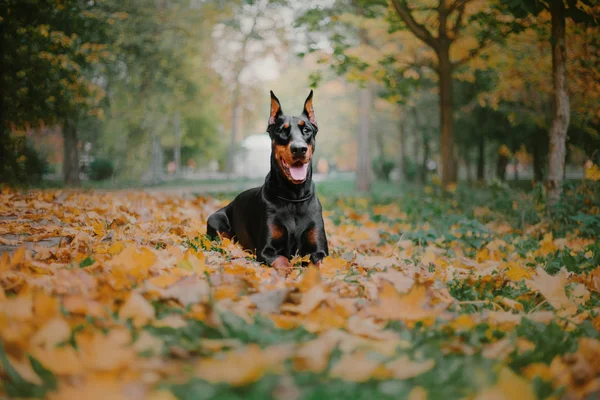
532,139 -> 544,183
227,85 -> 240,176
438,43 -> 456,188
496,153 -> 508,181
150,128 -> 163,185
546,0 -> 570,209
477,133 -> 485,182
421,136 -> 430,183
396,116 -> 406,183
464,149 -> 473,183
174,111 -> 181,177
63,117 -> 80,186
356,85 -> 372,192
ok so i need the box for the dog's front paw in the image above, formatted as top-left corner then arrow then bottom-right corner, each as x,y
271,256 -> 292,276
309,251 -> 326,266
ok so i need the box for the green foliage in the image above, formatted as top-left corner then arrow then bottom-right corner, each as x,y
78,256 -> 96,268
169,375 -> 282,400
219,313 -> 315,346
1,0 -> 116,128
88,158 -> 114,181
146,312 -> 315,355
372,156 -> 395,181
0,342 -> 57,398
551,182 -> 600,237
0,133 -> 49,186
510,320 -> 578,369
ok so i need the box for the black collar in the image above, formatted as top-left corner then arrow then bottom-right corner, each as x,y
275,191 -> 315,203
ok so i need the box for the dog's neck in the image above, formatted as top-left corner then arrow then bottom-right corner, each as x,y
264,154 -> 314,202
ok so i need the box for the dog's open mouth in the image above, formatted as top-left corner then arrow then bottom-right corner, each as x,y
282,160 -> 309,182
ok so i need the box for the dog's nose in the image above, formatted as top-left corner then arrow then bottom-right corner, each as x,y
290,142 -> 308,158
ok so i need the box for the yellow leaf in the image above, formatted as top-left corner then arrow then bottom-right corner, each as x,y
147,275 -> 180,288
450,314 -> 477,331
329,351 -> 383,382
475,367 -> 536,400
0,295 -> 33,321
294,332 -> 340,373
78,329 -> 135,371
319,256 -> 348,278
408,386 -> 428,400
107,241 -> 125,255
528,267 -> 577,316
386,355 -> 435,379
91,221 -> 104,236
281,284 -> 328,315
119,292 -> 155,327
504,264 -> 532,281
30,346 -> 82,375
30,317 -> 70,348
534,233 -> 558,258
298,265 -> 321,292
110,246 -> 156,278
346,316 -> 399,340
195,344 -> 267,386
369,282 -> 442,322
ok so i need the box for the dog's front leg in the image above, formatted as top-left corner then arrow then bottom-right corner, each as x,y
258,223 -> 293,275
259,246 -> 292,275
301,223 -> 328,266
259,247 -> 292,275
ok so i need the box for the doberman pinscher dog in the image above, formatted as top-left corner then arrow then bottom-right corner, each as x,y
206,90 -> 328,274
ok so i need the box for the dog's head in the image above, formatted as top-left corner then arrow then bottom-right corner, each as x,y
266,90 -> 318,184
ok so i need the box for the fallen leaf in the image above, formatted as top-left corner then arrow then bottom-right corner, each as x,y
386,355 -> 435,379
282,285 -> 328,315
249,288 -> 290,313
156,276 -> 209,306
195,344 -> 268,386
78,329 -> 135,371
30,317 -> 70,348
369,282 -> 442,322
475,367 -> 536,400
528,267 -> 577,316
119,292 -> 155,327
346,316 -> 399,340
329,351 -> 383,381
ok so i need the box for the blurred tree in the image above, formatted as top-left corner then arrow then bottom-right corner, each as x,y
494,0 -> 598,209
211,0 -> 289,175
296,1 -> 521,190
296,0 -> 395,192
387,0 -> 523,189
1,0 -> 117,185
96,0 -> 225,182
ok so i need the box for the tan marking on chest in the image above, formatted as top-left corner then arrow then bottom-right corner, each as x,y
307,227 -> 319,245
270,223 -> 284,240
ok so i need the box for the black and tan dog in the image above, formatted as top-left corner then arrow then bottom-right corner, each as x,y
207,90 -> 328,274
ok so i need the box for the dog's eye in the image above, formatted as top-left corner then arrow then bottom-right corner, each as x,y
302,127 -> 311,135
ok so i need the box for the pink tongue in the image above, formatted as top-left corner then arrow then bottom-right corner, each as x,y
289,163 -> 308,181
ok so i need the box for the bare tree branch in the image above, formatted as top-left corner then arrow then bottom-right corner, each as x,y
439,0 -> 449,40
448,0 -> 471,14
452,24 -> 520,66
453,34 -> 493,67
390,0 -> 440,52
451,4 -> 466,38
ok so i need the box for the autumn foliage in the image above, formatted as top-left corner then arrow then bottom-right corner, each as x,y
0,183 -> 599,399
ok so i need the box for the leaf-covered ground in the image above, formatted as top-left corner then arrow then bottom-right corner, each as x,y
0,184 -> 599,400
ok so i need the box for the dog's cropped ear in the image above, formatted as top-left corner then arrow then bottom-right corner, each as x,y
269,90 -> 283,125
302,90 -> 317,128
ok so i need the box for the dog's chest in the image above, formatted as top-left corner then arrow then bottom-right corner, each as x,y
275,206 -> 312,249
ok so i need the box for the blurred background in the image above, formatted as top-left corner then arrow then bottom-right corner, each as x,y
1,0 -> 599,197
